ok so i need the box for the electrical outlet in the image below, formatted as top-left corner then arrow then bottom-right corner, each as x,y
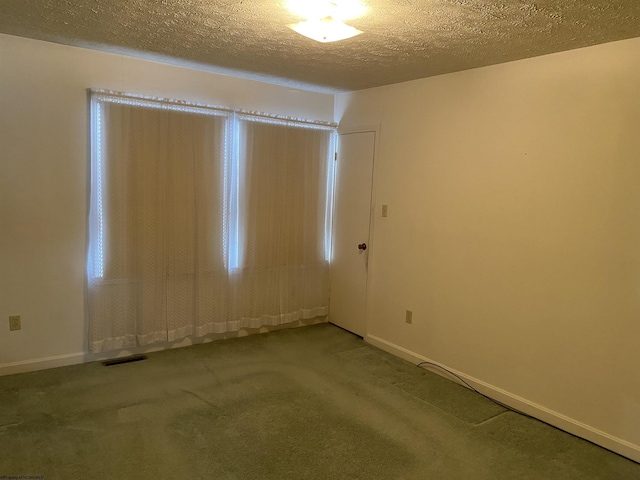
405,310 -> 413,324
9,315 -> 21,331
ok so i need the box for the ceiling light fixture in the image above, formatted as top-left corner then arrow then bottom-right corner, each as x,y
286,0 -> 366,43
289,16 -> 363,43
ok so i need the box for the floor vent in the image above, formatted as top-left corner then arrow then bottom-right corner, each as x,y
102,354 -> 148,367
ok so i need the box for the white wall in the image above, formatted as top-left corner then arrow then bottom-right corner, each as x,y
335,37 -> 640,461
2,30 -> 639,462
0,34 -> 334,371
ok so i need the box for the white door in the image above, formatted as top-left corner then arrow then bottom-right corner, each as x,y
330,131 -> 375,337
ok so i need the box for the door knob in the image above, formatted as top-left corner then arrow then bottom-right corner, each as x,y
358,243 -> 367,251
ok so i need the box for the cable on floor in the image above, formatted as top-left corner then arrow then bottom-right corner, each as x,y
416,360 -> 536,420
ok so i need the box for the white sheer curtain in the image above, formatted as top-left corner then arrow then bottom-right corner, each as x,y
87,100 -> 230,353
87,92 -> 335,354
229,118 -> 333,329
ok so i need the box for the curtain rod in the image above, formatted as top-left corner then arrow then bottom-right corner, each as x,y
88,88 -> 337,129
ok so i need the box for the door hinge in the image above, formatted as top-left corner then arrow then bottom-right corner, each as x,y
334,152 -> 338,161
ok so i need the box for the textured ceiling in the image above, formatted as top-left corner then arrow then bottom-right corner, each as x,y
1,0 -> 640,92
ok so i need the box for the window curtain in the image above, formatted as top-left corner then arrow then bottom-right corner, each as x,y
87,102 -> 230,353
229,119 -> 332,329
87,93 -> 335,354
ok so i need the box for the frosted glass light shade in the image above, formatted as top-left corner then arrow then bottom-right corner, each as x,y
285,0 -> 367,22
288,17 -> 363,43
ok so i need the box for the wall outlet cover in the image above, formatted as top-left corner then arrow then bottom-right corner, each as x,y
9,315 -> 21,331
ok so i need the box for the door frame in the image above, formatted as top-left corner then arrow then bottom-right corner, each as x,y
334,123 -> 381,338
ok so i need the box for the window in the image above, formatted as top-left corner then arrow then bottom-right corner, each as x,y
87,90 -> 336,353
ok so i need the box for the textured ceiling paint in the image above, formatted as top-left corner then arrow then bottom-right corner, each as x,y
1,0 -> 640,92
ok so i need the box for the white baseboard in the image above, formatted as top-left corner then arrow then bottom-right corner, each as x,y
0,318 -> 327,377
0,352 -> 88,377
366,334 -> 640,464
